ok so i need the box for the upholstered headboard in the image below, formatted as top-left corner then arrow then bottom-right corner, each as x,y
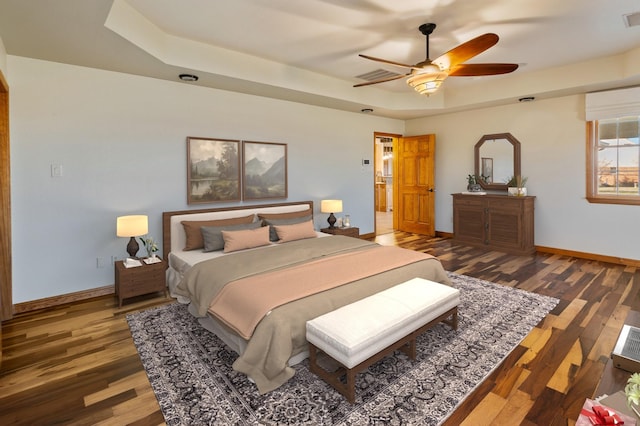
162,201 -> 314,259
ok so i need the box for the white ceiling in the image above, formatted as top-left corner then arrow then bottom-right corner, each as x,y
1,0 -> 639,119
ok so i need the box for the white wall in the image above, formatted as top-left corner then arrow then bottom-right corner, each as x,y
8,56 -> 404,303
406,95 -> 640,260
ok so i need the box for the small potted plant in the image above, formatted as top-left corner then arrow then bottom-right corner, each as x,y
467,174 -> 482,192
506,175 -> 528,196
141,235 -> 159,258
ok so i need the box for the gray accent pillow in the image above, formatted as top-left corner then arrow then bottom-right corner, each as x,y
264,215 -> 313,241
201,221 -> 262,252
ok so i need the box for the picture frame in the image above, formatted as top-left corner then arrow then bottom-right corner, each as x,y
481,157 -> 494,183
187,137 -> 241,204
242,141 -> 287,200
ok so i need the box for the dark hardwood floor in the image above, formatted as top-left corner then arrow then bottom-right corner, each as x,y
1,232 -> 638,425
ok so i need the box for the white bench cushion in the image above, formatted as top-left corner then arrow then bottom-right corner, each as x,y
306,277 -> 460,368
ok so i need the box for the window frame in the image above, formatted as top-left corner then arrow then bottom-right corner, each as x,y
586,120 -> 640,205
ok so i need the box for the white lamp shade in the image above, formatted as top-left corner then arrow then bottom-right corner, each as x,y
116,215 -> 148,237
321,199 -> 343,213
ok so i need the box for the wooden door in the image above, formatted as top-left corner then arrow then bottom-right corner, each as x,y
396,134 -> 435,235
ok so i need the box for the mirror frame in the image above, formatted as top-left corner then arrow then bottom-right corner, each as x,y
474,132 -> 521,191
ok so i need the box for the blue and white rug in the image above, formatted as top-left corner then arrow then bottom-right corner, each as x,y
127,272 -> 558,425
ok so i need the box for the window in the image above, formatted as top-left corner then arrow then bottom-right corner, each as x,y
587,116 -> 640,205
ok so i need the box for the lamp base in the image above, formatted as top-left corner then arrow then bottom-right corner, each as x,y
126,236 -> 140,258
327,213 -> 337,229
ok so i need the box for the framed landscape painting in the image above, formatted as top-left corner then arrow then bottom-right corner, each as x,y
187,137 -> 241,204
242,141 -> 287,200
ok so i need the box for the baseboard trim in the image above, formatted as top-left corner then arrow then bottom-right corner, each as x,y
436,231 -> 453,239
535,246 -> 640,267
438,230 -> 639,267
13,285 -> 114,315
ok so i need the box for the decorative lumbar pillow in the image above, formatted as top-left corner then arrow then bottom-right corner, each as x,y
201,221 -> 262,252
222,225 -> 271,253
263,215 -> 313,241
274,220 -> 317,243
258,208 -> 312,222
181,214 -> 255,251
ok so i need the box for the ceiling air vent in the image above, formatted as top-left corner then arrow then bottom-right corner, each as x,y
355,68 -> 402,82
623,11 -> 640,28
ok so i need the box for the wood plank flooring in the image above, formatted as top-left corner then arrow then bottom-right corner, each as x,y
1,232 -> 638,425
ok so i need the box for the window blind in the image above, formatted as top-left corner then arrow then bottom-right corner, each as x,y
585,86 -> 640,121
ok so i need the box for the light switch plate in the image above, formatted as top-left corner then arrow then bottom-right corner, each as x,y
51,164 -> 64,177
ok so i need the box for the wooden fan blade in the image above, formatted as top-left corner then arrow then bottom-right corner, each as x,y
449,63 -> 519,76
358,54 -> 419,70
353,73 -> 410,87
432,33 -> 499,71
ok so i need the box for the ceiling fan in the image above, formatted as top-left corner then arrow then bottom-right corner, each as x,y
354,23 -> 518,95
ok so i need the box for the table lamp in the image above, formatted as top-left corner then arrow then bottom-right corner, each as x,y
321,199 -> 342,229
116,215 -> 148,258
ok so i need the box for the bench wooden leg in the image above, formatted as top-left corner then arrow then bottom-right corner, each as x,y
308,306 -> 459,404
442,309 -> 458,331
398,338 -> 417,360
308,343 -> 356,404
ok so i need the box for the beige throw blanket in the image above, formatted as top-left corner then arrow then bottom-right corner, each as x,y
208,245 -> 433,339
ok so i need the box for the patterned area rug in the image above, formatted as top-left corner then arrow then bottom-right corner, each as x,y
127,272 -> 558,425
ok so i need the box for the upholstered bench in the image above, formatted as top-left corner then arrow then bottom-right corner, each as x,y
306,277 -> 460,403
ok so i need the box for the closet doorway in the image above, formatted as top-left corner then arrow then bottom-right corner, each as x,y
374,133 -> 398,235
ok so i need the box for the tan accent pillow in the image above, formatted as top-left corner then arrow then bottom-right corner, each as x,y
258,208 -> 312,221
274,220 -> 317,243
181,214 -> 255,251
222,225 -> 271,253
264,215 -> 313,241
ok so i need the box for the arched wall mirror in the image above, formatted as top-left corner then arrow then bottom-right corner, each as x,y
474,133 -> 521,191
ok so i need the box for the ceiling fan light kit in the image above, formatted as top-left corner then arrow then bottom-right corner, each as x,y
406,67 -> 448,95
355,23 -> 518,96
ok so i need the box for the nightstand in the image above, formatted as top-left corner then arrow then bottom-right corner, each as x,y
320,227 -> 360,238
115,257 -> 167,307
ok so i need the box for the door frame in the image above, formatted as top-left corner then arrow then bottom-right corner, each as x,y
373,132 -> 401,235
0,69 -> 11,321
375,132 -> 436,236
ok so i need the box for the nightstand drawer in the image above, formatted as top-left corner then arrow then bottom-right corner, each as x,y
119,274 -> 164,297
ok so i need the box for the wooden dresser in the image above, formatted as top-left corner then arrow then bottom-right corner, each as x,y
452,193 -> 535,255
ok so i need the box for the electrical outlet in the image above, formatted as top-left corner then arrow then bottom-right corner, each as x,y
111,255 -> 118,265
96,257 -> 105,269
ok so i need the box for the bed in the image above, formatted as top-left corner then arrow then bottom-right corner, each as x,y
162,201 -> 452,394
